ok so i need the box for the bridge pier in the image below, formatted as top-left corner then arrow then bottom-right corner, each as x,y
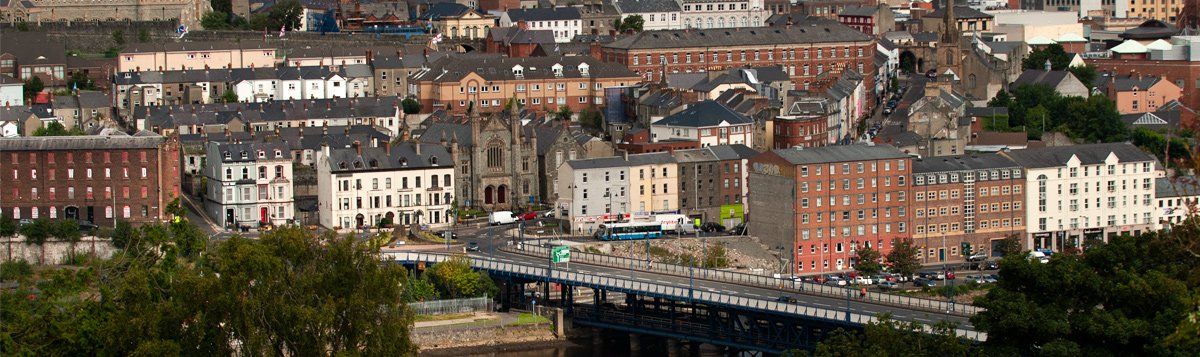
667,338 -> 680,357
629,333 -> 642,353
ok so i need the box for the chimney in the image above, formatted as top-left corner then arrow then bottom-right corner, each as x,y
344,126 -> 350,135
385,139 -> 392,156
517,20 -> 529,30
352,140 -> 362,156
623,150 -> 629,161
322,122 -> 329,135
414,141 -> 422,156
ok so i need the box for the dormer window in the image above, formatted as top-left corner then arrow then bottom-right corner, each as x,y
430,156 -> 439,166
223,152 -> 231,160
338,162 -> 346,169
274,150 -> 282,158
369,159 -> 378,168
552,63 -> 563,77
512,65 -> 524,78
578,63 -> 590,77
240,151 -> 248,159
257,151 -> 266,159
400,158 -> 408,166
353,161 -> 363,169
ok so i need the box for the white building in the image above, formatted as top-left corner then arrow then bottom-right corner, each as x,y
204,141 -> 296,229
1155,176 -> 1200,229
114,65 -> 373,109
614,0 -> 683,31
0,75 -> 22,106
499,7 -> 583,43
680,0 -> 769,29
556,151 -> 678,234
316,140 -> 457,230
649,100 -> 754,147
1003,143 -> 1159,252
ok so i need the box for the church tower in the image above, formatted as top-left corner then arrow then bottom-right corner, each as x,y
935,0 -> 963,81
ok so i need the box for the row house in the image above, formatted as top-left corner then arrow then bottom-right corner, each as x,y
179,125 -> 391,175
911,154 -> 1025,264
1003,143 -> 1159,252
598,18 -> 875,90
649,100 -> 755,147
679,0 -> 771,29
409,55 -> 640,115
114,65 -> 373,110
748,144 -> 912,274
316,140 -> 457,230
674,144 -> 760,228
1093,73 -> 1184,115
1156,176 -> 1200,229
613,0 -> 684,31
556,152 -> 679,234
499,7 -> 583,43
117,41 -> 276,73
203,141 -> 295,229
371,50 -> 450,98
1087,35 -> 1200,120
134,96 -> 406,137
0,132 -> 182,226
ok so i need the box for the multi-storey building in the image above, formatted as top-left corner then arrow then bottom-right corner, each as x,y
679,0 -> 771,29
0,132 -> 182,226
1096,74 -> 1184,115
316,140 -> 457,230
772,96 -> 833,149
409,55 -> 640,115
418,2 -> 497,40
674,144 -> 759,227
556,151 -> 677,234
748,144 -> 911,274
0,32 -> 68,88
1155,176 -> 1200,229
135,97 -> 407,137
911,154 -> 1025,264
613,0 -> 684,31
203,141 -> 295,229
649,100 -> 755,147
117,41 -> 275,73
499,7 -> 583,43
598,18 -> 875,89
114,65 -> 373,110
1087,35 -> 1200,121
836,5 -> 895,36
1002,143 -> 1158,252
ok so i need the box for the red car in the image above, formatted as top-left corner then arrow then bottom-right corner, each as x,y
516,212 -> 538,221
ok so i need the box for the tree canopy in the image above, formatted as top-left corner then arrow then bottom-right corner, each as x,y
615,15 -> 645,32
885,238 -> 920,278
33,121 -> 85,136
855,246 -> 883,276
987,84 -> 1127,142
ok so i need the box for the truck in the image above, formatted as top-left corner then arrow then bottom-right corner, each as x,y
651,214 -> 695,234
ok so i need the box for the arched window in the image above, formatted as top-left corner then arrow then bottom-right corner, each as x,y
486,146 -> 503,168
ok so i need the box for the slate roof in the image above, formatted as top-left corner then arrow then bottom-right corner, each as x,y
1002,142 -> 1156,168
674,144 -> 759,163
1120,109 -> 1180,130
1156,176 -> 1200,199
505,7 -> 581,21
770,144 -> 907,165
924,6 -> 993,19
566,151 -> 676,170
490,27 -> 556,45
418,2 -> 474,20
0,132 -> 166,150
137,96 -> 402,129
964,106 -> 1009,117
325,141 -> 453,172
114,66 -> 360,85
604,19 -> 871,50
1106,74 -> 1164,92
1119,19 -> 1179,40
969,131 -> 1028,146
653,100 -> 753,127
410,55 -> 637,82
1012,70 -> 1074,88
418,122 -> 473,147
211,141 -> 291,163
0,32 -> 66,65
614,0 -> 682,13
912,153 -> 1019,174
0,106 -> 35,122
986,41 -> 1024,54
181,125 -> 390,153
837,6 -> 878,17
122,40 -> 272,53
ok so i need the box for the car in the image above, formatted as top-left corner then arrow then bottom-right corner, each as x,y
965,274 -> 987,284
983,274 -> 999,283
883,107 -> 893,115
466,242 -> 480,252
543,210 -> 557,218
945,271 -> 956,280
887,100 -> 898,108
984,260 -> 999,270
776,295 -> 797,304
913,278 -> 937,288
825,276 -> 847,286
726,223 -> 747,235
18,219 -> 33,226
76,220 -> 98,232
877,281 -> 899,290
967,253 -> 989,262
516,212 -> 538,221
853,276 -> 874,285
700,222 -> 725,233
488,211 -> 518,225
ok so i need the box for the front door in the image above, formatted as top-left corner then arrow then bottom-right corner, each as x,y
260,207 -> 269,223
226,209 -> 235,227
86,206 -> 94,223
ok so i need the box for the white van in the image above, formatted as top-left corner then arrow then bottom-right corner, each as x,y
489,211 -> 517,225
1028,251 -> 1049,264
653,214 -> 694,233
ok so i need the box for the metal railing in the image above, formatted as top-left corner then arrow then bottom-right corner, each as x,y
383,251 -> 988,342
409,296 -> 493,316
511,244 -> 983,316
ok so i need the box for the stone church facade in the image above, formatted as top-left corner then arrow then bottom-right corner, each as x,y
420,109 -> 539,211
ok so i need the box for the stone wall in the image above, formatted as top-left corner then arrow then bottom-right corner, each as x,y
3,0 -> 209,28
0,236 -> 117,264
413,324 -> 559,352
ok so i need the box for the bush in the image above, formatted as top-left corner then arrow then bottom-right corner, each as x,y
0,260 -> 34,282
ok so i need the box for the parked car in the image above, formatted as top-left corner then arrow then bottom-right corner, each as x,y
466,242 -> 480,252
516,211 -> 538,221
825,276 -> 847,286
965,274 -> 987,284
984,260 -> 1000,270
877,281 -> 899,290
543,210 -> 558,218
1028,251 -> 1049,264
945,271 -> 956,280
913,278 -> 937,288
918,271 -> 946,280
983,274 -> 999,283
700,222 -> 725,233
883,107 -> 893,115
726,223 -> 747,235
76,220 -> 98,232
853,276 -> 874,285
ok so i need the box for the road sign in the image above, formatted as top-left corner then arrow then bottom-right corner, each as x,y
551,246 -> 570,263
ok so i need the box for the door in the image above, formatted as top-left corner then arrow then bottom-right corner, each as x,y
226,209 -> 235,227
260,207 -> 269,223
85,206 -> 94,223
938,248 -> 946,262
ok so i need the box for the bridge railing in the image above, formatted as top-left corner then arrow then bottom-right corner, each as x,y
385,251 -> 988,342
511,244 -> 983,316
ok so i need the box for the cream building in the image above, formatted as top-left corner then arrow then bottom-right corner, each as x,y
1003,143 -> 1159,252
419,2 -> 496,40
316,140 -> 457,231
118,41 -> 276,73
556,151 -> 677,234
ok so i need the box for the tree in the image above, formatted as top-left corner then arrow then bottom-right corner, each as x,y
401,96 -> 421,114
555,105 -> 573,122
221,90 -> 238,103
52,219 -> 82,259
809,315 -> 979,356
23,76 -> 43,101
855,246 -> 883,276
426,257 -> 496,299
67,71 -> 97,91
211,0 -> 232,14
997,234 -> 1023,257
111,29 -> 125,46
268,0 -> 303,30
201,11 -> 233,30
33,121 -> 84,136
19,218 -> 52,265
137,28 -> 150,43
987,89 -> 1012,108
1068,65 -> 1098,89
1022,43 -> 1072,71
404,276 -> 440,302
110,220 -> 137,250
579,106 -> 605,133
0,213 -> 16,238
615,15 -> 645,32
885,238 -> 920,278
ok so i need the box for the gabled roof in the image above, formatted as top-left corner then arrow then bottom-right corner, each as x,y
410,55 -> 636,82
1156,176 -> 1200,199
614,0 -> 681,13
0,132 -> 166,150
419,2 -> 477,20
837,6 -> 878,17
1109,40 -> 1148,54
325,142 -> 453,173
505,7 -> 581,21
1012,70 -> 1075,88
604,19 -> 871,50
1002,142 -> 1156,168
652,100 -> 753,128
1104,74 -> 1164,92
768,144 -> 907,165
489,27 -> 556,45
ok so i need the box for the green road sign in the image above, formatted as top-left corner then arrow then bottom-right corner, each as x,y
552,246 -> 570,263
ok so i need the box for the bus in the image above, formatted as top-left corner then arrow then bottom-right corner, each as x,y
594,222 -> 664,241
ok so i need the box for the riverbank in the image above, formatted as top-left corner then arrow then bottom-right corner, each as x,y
415,323 -> 561,354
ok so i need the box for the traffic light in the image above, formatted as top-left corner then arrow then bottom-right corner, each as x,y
961,242 -> 972,257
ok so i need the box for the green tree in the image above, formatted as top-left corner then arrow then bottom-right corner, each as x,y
269,0 -> 303,30
997,234 -> 1023,257
579,106 -> 605,133
1068,65 -> 1098,89
137,28 -> 151,43
855,246 -> 883,276
52,219 -> 82,260
555,105 -> 573,121
111,29 -> 125,46
810,315 -> 979,356
23,76 -> 43,101
401,96 -> 421,114
110,220 -> 137,250
0,213 -> 16,238
1022,43 -> 1072,71
221,90 -> 238,103
703,243 -> 729,268
19,218 -> 53,265
987,89 -> 1011,108
885,238 -> 920,278
33,121 -> 84,136
615,15 -> 645,32
211,0 -> 232,14
405,276 -> 440,302
201,11 -> 233,30
67,71 -> 97,91
426,257 -> 497,299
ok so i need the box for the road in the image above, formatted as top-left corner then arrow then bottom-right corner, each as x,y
448,223 -> 975,329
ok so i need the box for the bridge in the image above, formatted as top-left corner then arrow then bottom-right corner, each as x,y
387,245 -> 986,354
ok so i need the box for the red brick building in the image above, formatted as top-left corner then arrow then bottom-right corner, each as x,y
1086,57 -> 1200,126
911,154 -> 1025,264
486,26 -> 555,58
1,134 -> 182,226
598,18 -> 875,92
748,144 -> 911,274
772,96 -> 834,149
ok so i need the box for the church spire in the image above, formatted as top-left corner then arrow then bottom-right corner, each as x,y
941,0 -> 958,43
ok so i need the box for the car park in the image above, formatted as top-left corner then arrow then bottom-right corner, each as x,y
877,281 -> 899,290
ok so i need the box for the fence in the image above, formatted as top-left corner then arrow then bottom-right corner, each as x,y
510,244 -> 983,316
409,296 -> 493,316
384,251 -> 988,342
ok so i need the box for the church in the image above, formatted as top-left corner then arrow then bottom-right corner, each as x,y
418,108 -> 540,211
892,1 -> 1022,100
